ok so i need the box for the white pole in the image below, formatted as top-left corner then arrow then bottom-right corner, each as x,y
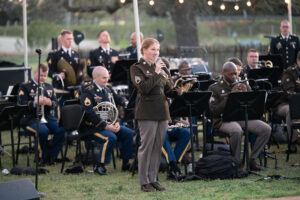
23,0 -> 29,81
133,0 -> 141,60
288,0 -> 293,34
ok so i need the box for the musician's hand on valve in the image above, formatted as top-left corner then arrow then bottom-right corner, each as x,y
114,122 -> 120,133
232,83 -> 247,92
105,124 -> 116,133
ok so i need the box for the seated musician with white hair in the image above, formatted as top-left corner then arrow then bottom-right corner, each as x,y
79,66 -> 133,175
208,62 -> 271,171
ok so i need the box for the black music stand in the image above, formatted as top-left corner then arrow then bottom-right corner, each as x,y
247,68 -> 281,89
110,59 -> 137,85
0,105 -> 27,167
170,91 -> 212,181
260,54 -> 284,71
223,91 -> 266,176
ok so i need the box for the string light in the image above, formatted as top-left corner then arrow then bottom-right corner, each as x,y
234,4 -> 239,11
220,3 -> 226,10
178,0 -> 184,4
149,0 -> 155,6
246,0 -> 252,7
120,0 -> 126,4
285,0 -> 289,4
207,0 -> 213,6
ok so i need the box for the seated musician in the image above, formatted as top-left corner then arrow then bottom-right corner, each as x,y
162,120 -> 190,181
17,64 -> 65,165
208,62 -> 271,171
79,66 -> 133,175
274,51 -> 300,153
240,48 -> 260,78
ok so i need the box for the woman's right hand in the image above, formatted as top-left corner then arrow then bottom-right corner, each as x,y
155,59 -> 165,74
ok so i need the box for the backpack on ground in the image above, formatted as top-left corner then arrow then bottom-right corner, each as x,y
195,151 -> 239,180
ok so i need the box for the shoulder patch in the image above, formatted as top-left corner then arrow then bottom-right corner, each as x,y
87,59 -> 91,66
48,59 -> 52,65
84,97 -> 91,106
135,76 -> 141,84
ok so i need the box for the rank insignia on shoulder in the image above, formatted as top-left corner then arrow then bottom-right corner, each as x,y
48,59 -> 52,65
222,90 -> 225,94
135,76 -> 141,84
19,90 -> 24,96
84,97 -> 91,106
88,85 -> 94,90
47,90 -> 53,97
87,59 -> 91,66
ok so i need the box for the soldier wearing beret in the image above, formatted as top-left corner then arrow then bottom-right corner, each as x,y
87,30 -> 119,77
130,38 -> 182,192
17,64 -> 65,165
80,66 -> 133,175
269,20 -> 300,69
274,51 -> 300,153
208,62 -> 271,171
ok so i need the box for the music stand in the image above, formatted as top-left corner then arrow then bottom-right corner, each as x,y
223,91 -> 266,176
247,68 -> 281,89
260,54 -> 284,71
170,91 -> 212,181
0,105 -> 27,167
110,59 -> 137,85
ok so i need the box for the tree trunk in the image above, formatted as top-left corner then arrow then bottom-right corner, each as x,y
170,1 -> 199,56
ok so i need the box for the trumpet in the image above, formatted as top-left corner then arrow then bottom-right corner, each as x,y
35,84 -> 47,124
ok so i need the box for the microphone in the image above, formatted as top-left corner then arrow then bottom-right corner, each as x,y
156,57 -> 171,77
35,49 -> 42,55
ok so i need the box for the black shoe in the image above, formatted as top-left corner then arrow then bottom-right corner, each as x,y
151,182 -> 166,191
122,162 -> 131,171
250,159 -> 264,171
94,165 -> 107,175
167,169 -> 185,181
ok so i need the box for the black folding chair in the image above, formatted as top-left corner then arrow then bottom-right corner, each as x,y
60,104 -> 85,173
286,93 -> 300,162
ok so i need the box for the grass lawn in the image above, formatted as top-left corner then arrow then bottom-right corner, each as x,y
1,130 -> 300,200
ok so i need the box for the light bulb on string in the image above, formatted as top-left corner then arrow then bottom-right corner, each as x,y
120,0 -> 126,4
220,3 -> 225,10
149,0 -> 155,6
246,0 -> 252,7
285,0 -> 289,4
234,4 -> 239,11
207,0 -> 213,6
178,0 -> 184,4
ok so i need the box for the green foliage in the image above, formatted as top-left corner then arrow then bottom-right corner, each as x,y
0,25 -> 23,36
27,20 -> 62,48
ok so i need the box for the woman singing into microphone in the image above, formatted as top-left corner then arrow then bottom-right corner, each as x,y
130,38 -> 182,192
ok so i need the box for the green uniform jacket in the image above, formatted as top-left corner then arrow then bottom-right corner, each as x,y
208,77 -> 232,129
130,58 -> 177,121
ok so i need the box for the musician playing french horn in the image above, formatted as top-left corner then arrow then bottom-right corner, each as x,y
208,62 -> 271,171
79,66 -> 133,175
17,64 -> 65,166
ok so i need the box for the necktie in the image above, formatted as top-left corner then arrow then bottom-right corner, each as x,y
69,50 -> 72,57
106,50 -> 110,55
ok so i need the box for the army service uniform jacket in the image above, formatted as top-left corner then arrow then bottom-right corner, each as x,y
269,34 -> 300,69
17,80 -> 58,126
87,47 -> 119,77
47,48 -> 80,79
79,82 -> 125,135
130,58 -> 178,121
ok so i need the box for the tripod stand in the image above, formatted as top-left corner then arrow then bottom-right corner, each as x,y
223,90 -> 266,176
170,91 -> 211,181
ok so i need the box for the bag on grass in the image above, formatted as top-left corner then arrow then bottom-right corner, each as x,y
195,152 -> 238,180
